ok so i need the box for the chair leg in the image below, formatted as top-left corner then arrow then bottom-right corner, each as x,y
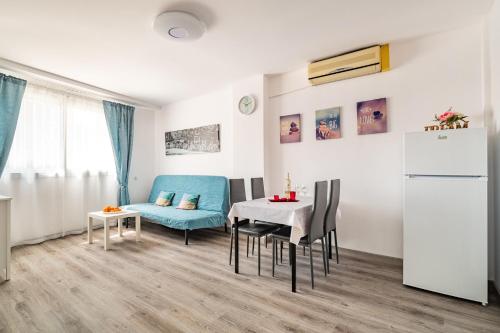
246,235 -> 250,257
258,237 -> 261,276
326,236 -> 330,274
225,223 -> 228,233
321,237 -> 327,276
280,241 -> 283,264
229,230 -> 233,265
334,229 -> 339,264
252,237 -> 255,256
303,246 -> 306,256
275,239 -> 279,265
272,238 -> 276,277
185,229 -> 189,245
309,245 -> 314,289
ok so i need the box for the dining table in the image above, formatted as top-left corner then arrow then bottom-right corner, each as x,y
228,196 -> 314,292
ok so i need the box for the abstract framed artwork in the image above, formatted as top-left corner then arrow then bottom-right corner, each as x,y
165,124 -> 220,155
357,98 -> 388,135
315,107 -> 341,140
280,114 -> 301,144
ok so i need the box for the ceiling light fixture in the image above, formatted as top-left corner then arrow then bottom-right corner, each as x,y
153,11 -> 206,41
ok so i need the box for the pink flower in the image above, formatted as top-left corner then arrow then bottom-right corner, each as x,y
439,111 -> 455,121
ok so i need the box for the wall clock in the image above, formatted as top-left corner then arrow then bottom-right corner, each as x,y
238,95 -> 256,115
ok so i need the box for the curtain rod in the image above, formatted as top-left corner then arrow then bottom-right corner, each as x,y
0,57 -> 161,111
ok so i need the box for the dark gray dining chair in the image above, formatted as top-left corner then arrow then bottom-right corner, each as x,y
325,179 -> 340,273
228,178 -> 278,276
250,177 -> 281,251
251,177 -> 266,200
270,180 -> 329,289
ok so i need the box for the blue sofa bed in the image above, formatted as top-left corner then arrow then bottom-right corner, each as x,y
123,175 -> 229,244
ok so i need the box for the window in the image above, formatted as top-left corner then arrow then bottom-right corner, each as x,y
6,84 -> 115,175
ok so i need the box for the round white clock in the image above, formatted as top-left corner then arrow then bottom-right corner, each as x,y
238,95 -> 256,115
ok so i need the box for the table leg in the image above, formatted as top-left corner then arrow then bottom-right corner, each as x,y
118,218 -> 123,237
234,217 -> 239,274
135,215 -> 141,242
258,236 -> 261,276
87,216 -> 93,244
290,242 -> 296,292
104,219 -> 110,251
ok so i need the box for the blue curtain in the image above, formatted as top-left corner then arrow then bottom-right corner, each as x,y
103,100 -> 135,206
0,73 -> 27,178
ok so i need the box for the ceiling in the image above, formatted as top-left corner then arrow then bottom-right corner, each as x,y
0,0 -> 493,106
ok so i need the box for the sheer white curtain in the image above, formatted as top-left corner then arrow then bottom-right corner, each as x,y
6,85 -> 65,175
0,84 -> 117,245
66,95 -> 115,174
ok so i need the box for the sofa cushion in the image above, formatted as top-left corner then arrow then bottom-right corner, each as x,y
123,203 -> 226,230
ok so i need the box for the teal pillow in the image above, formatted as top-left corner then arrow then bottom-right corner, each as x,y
155,191 -> 175,206
177,193 -> 200,210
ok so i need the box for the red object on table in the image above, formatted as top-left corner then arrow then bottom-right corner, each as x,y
289,191 -> 296,200
273,195 -> 279,200
268,198 -> 300,203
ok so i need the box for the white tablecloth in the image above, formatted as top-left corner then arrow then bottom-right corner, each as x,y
228,197 -> 314,245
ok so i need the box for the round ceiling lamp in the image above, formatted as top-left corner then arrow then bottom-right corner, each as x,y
153,11 -> 206,41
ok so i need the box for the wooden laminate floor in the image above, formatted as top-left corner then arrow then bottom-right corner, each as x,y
0,223 -> 499,333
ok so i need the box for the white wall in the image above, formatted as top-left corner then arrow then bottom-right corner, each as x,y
232,75 -> 266,197
485,0 -> 500,290
266,24 -> 485,259
129,108 -> 156,202
154,76 -> 267,198
155,88 -> 234,177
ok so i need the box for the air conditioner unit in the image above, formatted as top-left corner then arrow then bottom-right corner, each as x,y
308,44 -> 390,85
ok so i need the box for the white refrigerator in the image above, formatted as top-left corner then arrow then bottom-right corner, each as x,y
403,128 -> 488,305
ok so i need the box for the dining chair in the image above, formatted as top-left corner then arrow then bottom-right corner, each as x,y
250,177 -> 301,261
228,178 -> 278,275
250,177 -> 281,251
270,180 -> 329,289
325,179 -> 340,273
250,177 -> 266,200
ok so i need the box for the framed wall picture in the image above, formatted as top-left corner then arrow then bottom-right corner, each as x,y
280,114 -> 301,144
315,107 -> 341,140
165,124 -> 220,155
357,98 -> 388,135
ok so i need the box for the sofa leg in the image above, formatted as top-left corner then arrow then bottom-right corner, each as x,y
185,229 -> 189,245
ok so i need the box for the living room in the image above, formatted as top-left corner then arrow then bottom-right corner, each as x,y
1,0 -> 500,332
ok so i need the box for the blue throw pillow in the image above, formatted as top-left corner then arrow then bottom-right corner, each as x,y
177,193 -> 200,210
155,191 -> 175,206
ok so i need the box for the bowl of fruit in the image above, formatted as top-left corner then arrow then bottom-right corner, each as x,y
102,205 -> 122,214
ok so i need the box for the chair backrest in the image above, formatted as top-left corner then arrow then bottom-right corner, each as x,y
308,180 -> 328,242
325,179 -> 340,232
229,178 -> 247,206
251,177 -> 265,199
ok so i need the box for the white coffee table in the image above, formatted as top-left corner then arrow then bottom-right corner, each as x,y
87,210 -> 141,251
